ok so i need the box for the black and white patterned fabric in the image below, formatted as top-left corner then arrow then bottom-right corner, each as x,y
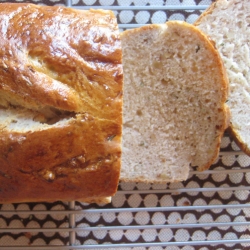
1,1 -> 250,249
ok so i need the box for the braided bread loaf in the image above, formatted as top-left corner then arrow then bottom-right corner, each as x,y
0,3 -> 123,203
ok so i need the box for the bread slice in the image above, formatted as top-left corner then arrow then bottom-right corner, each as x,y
195,0 -> 250,155
0,3 -> 123,203
120,21 -> 228,183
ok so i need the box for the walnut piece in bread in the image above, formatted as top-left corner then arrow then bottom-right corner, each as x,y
0,3 -> 123,203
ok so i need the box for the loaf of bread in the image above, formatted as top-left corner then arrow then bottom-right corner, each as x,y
195,0 -> 250,155
0,3 -> 123,203
120,21 -> 229,183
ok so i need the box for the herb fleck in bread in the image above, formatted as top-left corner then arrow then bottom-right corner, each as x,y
195,0 -> 250,155
0,3 -> 123,203
120,21 -> 228,183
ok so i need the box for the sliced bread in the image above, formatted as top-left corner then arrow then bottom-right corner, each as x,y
120,21 -> 229,183
195,0 -> 250,155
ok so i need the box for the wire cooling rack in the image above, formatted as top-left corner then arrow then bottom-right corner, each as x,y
1,0 -> 250,249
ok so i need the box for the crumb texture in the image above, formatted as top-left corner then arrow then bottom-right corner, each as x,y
121,22 -> 228,183
195,0 -> 250,154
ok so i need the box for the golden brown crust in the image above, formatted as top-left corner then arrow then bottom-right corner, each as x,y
0,4 -> 123,203
194,1 -> 219,26
0,3 -> 122,121
227,126 -> 250,156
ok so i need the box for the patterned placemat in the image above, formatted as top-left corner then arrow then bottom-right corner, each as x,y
1,0 -> 250,249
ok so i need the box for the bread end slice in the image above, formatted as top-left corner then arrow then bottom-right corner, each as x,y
195,0 -> 250,156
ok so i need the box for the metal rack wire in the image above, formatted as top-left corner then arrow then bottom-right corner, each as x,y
1,0 -> 250,249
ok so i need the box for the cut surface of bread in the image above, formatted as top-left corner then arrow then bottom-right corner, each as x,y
195,0 -> 250,155
120,21 -> 228,183
0,3 -> 123,203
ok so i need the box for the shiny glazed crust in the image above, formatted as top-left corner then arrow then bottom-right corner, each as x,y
0,3 -> 123,203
